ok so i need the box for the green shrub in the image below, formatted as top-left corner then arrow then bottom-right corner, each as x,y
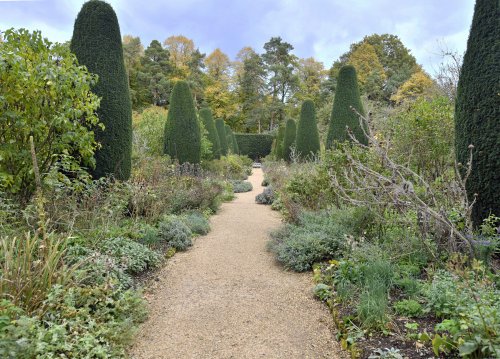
71,0 -> 132,180
181,212 -> 211,235
283,119 -> 297,162
269,210 -> 357,271
132,106 -> 167,159
0,285 -> 147,358
394,277 -> 421,298
231,180 -> 253,193
393,299 -> 423,317
215,119 -> 229,156
100,237 -> 161,274
164,81 -> 201,164
326,65 -> 367,148
255,187 -> 275,205
275,125 -> 286,160
455,0 -> 500,225
199,107 -> 221,159
158,216 -> 193,251
0,29 -> 100,197
202,154 -> 252,180
66,244 -> 133,289
234,134 -> 274,161
425,268 -> 500,357
296,100 -> 320,160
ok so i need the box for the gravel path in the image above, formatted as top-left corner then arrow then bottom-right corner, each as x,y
130,168 -> 344,359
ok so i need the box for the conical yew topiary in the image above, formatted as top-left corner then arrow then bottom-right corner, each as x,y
296,100 -> 320,160
199,107 -> 221,159
326,65 -> 367,148
215,119 -> 229,156
275,125 -> 286,160
71,0 -> 132,180
164,81 -> 201,164
283,119 -> 296,162
455,0 -> 500,225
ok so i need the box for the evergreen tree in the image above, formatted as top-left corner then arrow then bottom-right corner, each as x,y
326,65 -> 367,148
164,81 -> 201,163
225,124 -> 236,154
275,125 -> 286,160
231,131 -> 240,154
296,100 -> 320,160
199,107 -> 221,159
215,119 -> 229,156
283,119 -> 297,162
71,0 -> 132,180
455,0 -> 500,225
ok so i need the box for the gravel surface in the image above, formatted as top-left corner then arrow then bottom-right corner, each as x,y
130,168 -> 345,359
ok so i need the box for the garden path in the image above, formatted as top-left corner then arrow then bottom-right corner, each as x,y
130,168 -> 344,359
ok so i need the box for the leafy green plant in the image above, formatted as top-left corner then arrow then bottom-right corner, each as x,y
0,284 -> 147,358
132,106 -> 167,159
66,245 -> 133,289
0,233 -> 75,314
231,180 -> 253,193
368,347 -> 403,359
313,283 -> 332,301
100,237 -> 161,274
0,28 -> 100,197
393,299 -> 423,317
158,216 -> 193,251
181,212 -> 211,236
255,187 -> 275,205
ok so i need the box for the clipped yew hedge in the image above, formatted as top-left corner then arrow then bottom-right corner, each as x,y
234,134 -> 273,161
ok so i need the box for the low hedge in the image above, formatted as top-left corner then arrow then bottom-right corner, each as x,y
234,133 -> 273,161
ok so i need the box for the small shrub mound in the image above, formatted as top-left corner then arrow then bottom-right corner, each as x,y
255,187 -> 275,205
231,180 -> 253,193
268,209 -> 371,272
100,237 -> 162,274
393,299 -> 423,317
158,215 -> 193,251
0,284 -> 147,358
66,244 -> 133,289
181,212 -> 211,235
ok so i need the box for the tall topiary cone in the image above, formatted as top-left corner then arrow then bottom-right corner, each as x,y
164,81 -> 201,164
215,119 -> 229,156
296,100 -> 320,160
199,107 -> 221,159
455,0 -> 500,226
275,125 -> 286,160
71,0 -> 132,179
283,119 -> 296,162
225,124 -> 237,154
326,65 -> 367,148
231,132 -> 240,154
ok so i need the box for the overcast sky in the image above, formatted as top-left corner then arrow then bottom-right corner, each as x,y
0,0 -> 475,73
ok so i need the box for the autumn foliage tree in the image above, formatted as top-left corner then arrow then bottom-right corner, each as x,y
455,0 -> 500,225
164,81 -> 201,164
326,65 -> 367,147
71,0 -> 132,180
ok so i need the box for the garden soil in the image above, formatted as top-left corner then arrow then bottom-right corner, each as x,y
130,168 -> 345,359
